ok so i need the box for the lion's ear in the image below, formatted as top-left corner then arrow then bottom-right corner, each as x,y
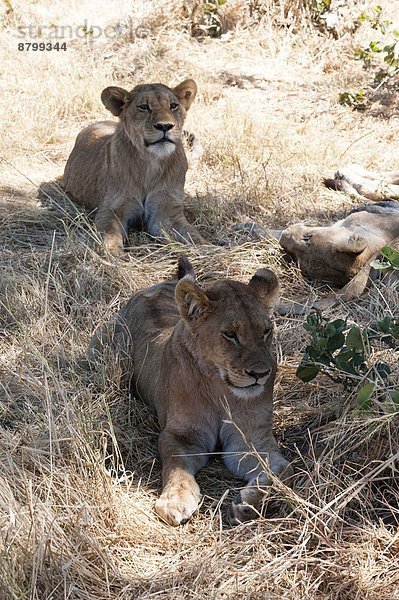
336,234 -> 368,255
175,277 -> 210,322
248,268 -> 280,315
101,86 -> 129,116
173,79 -> 197,111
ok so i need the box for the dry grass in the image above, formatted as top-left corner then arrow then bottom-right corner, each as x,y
1,1 -> 399,598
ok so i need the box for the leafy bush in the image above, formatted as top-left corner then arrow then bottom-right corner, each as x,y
340,5 -> 399,110
190,0 -> 227,38
296,312 -> 399,412
356,5 -> 399,78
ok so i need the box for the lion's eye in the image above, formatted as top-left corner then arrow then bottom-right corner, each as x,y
302,234 -> 312,242
170,102 -> 179,111
137,104 -> 151,112
223,331 -> 239,344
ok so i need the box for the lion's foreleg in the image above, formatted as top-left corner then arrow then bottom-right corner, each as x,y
314,262 -> 372,311
222,425 -> 292,524
154,428 -> 211,526
228,450 -> 293,524
94,208 -> 127,256
144,191 -> 206,245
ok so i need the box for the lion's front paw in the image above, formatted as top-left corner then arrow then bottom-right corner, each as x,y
154,485 -> 201,526
101,232 -> 125,258
229,486 -> 263,525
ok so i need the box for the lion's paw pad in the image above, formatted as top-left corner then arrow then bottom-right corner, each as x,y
154,492 -> 200,526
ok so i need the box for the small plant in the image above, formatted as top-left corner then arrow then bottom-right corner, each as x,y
81,24 -> 94,36
190,0 -> 228,38
367,315 -> 399,348
359,6 -> 399,77
358,5 -> 392,35
370,245 -> 399,273
310,0 -> 332,23
339,89 -> 366,111
340,5 -> 399,110
296,313 -> 397,412
296,313 -> 390,383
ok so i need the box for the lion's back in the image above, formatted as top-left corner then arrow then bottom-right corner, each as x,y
121,281 -> 180,347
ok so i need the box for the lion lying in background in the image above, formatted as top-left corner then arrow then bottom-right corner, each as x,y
324,164 -> 399,201
63,79 -> 205,256
237,164 -> 399,308
279,165 -> 399,306
280,201 -> 399,306
90,256 -> 292,526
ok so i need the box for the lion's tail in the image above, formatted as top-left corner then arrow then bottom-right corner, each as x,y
177,255 -> 195,280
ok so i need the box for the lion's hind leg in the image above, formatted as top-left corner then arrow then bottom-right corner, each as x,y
327,165 -> 399,201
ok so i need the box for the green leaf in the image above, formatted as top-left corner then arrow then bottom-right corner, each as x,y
391,390 -> 399,404
369,41 -> 382,52
378,316 -> 392,334
346,326 -> 365,351
357,382 -> 375,410
370,258 -> 392,270
331,319 -> 346,332
296,363 -> 320,383
306,314 -> 320,329
326,331 -> 345,352
380,245 -> 399,267
325,323 -> 336,336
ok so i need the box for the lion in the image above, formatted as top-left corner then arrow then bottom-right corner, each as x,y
90,256 -> 293,526
279,201 -> 399,307
63,79 -> 205,256
324,164 -> 399,201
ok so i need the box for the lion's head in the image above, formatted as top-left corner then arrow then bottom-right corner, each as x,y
174,266 -> 280,400
280,222 -> 368,285
100,79 -> 197,158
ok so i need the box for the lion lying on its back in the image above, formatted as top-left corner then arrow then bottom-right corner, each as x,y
90,256 -> 292,525
64,79 -> 205,256
238,164 -> 399,308
325,164 -> 399,201
280,201 -> 399,305
283,165 -> 399,306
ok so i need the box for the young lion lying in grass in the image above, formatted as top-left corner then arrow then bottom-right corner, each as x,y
280,201 -> 399,307
324,164 -> 399,201
90,257 -> 292,526
237,164 -> 399,309
63,79 -> 205,256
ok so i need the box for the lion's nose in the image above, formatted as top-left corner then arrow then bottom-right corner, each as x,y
154,122 -> 174,132
245,368 -> 271,380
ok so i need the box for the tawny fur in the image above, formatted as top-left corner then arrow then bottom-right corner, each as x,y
63,79 -> 205,256
324,165 -> 399,201
90,257 -> 292,526
280,201 -> 399,307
